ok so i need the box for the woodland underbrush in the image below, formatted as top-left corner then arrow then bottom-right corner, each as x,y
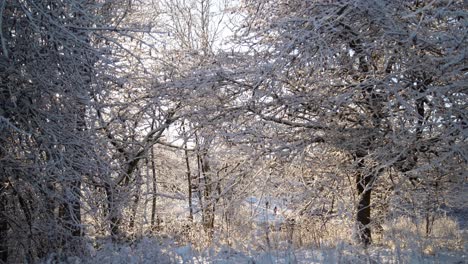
70,213 -> 466,263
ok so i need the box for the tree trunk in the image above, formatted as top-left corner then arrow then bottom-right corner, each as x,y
201,154 -> 215,239
150,144 -> 158,230
67,103 -> 87,238
0,187 -> 8,263
104,183 -> 120,239
62,180 -> 82,238
14,188 -> 34,262
129,171 -> 142,232
129,194 -> 140,231
183,124 -> 194,222
0,76 -> 8,263
356,171 -> 374,246
195,134 -> 204,225
71,181 -> 82,237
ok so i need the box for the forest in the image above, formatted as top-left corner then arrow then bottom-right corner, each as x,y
0,0 -> 466,263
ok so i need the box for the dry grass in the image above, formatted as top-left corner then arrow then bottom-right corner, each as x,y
382,215 -> 464,255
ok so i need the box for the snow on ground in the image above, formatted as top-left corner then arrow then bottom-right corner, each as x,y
245,196 -> 295,225
51,237 -> 467,264
44,195 -> 467,263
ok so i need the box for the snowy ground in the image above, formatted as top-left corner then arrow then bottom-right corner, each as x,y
51,237 -> 467,264
44,195 -> 467,263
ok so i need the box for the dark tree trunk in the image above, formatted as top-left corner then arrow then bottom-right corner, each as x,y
183,124 -> 194,222
150,153 -> 157,230
195,134 -> 204,224
0,187 -> 8,263
201,154 -> 215,239
129,193 -> 140,231
356,170 -> 374,246
149,120 -> 158,230
129,171 -> 142,231
70,180 -> 82,237
110,215 -> 121,239
0,76 -> 8,263
104,183 -> 120,239
14,188 -> 34,262
342,20 -> 376,246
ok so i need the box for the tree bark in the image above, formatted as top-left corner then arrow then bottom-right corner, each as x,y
195,134 -> 204,225
356,170 -> 373,246
104,183 -> 120,239
150,157 -> 157,230
0,186 -> 7,263
201,153 -> 215,239
183,125 -> 194,222
0,75 -> 8,263
129,183 -> 140,232
150,121 -> 158,230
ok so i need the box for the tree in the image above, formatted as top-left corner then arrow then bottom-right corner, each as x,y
222,0 -> 466,245
151,0 -> 237,240
0,0 -> 96,259
0,0 -> 141,260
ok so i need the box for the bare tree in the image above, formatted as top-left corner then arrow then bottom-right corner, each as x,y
0,0 -> 106,260
0,0 -> 153,260
222,0 -> 467,246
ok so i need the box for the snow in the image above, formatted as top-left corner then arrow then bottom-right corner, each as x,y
245,196 -> 293,225
52,238 -> 467,264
